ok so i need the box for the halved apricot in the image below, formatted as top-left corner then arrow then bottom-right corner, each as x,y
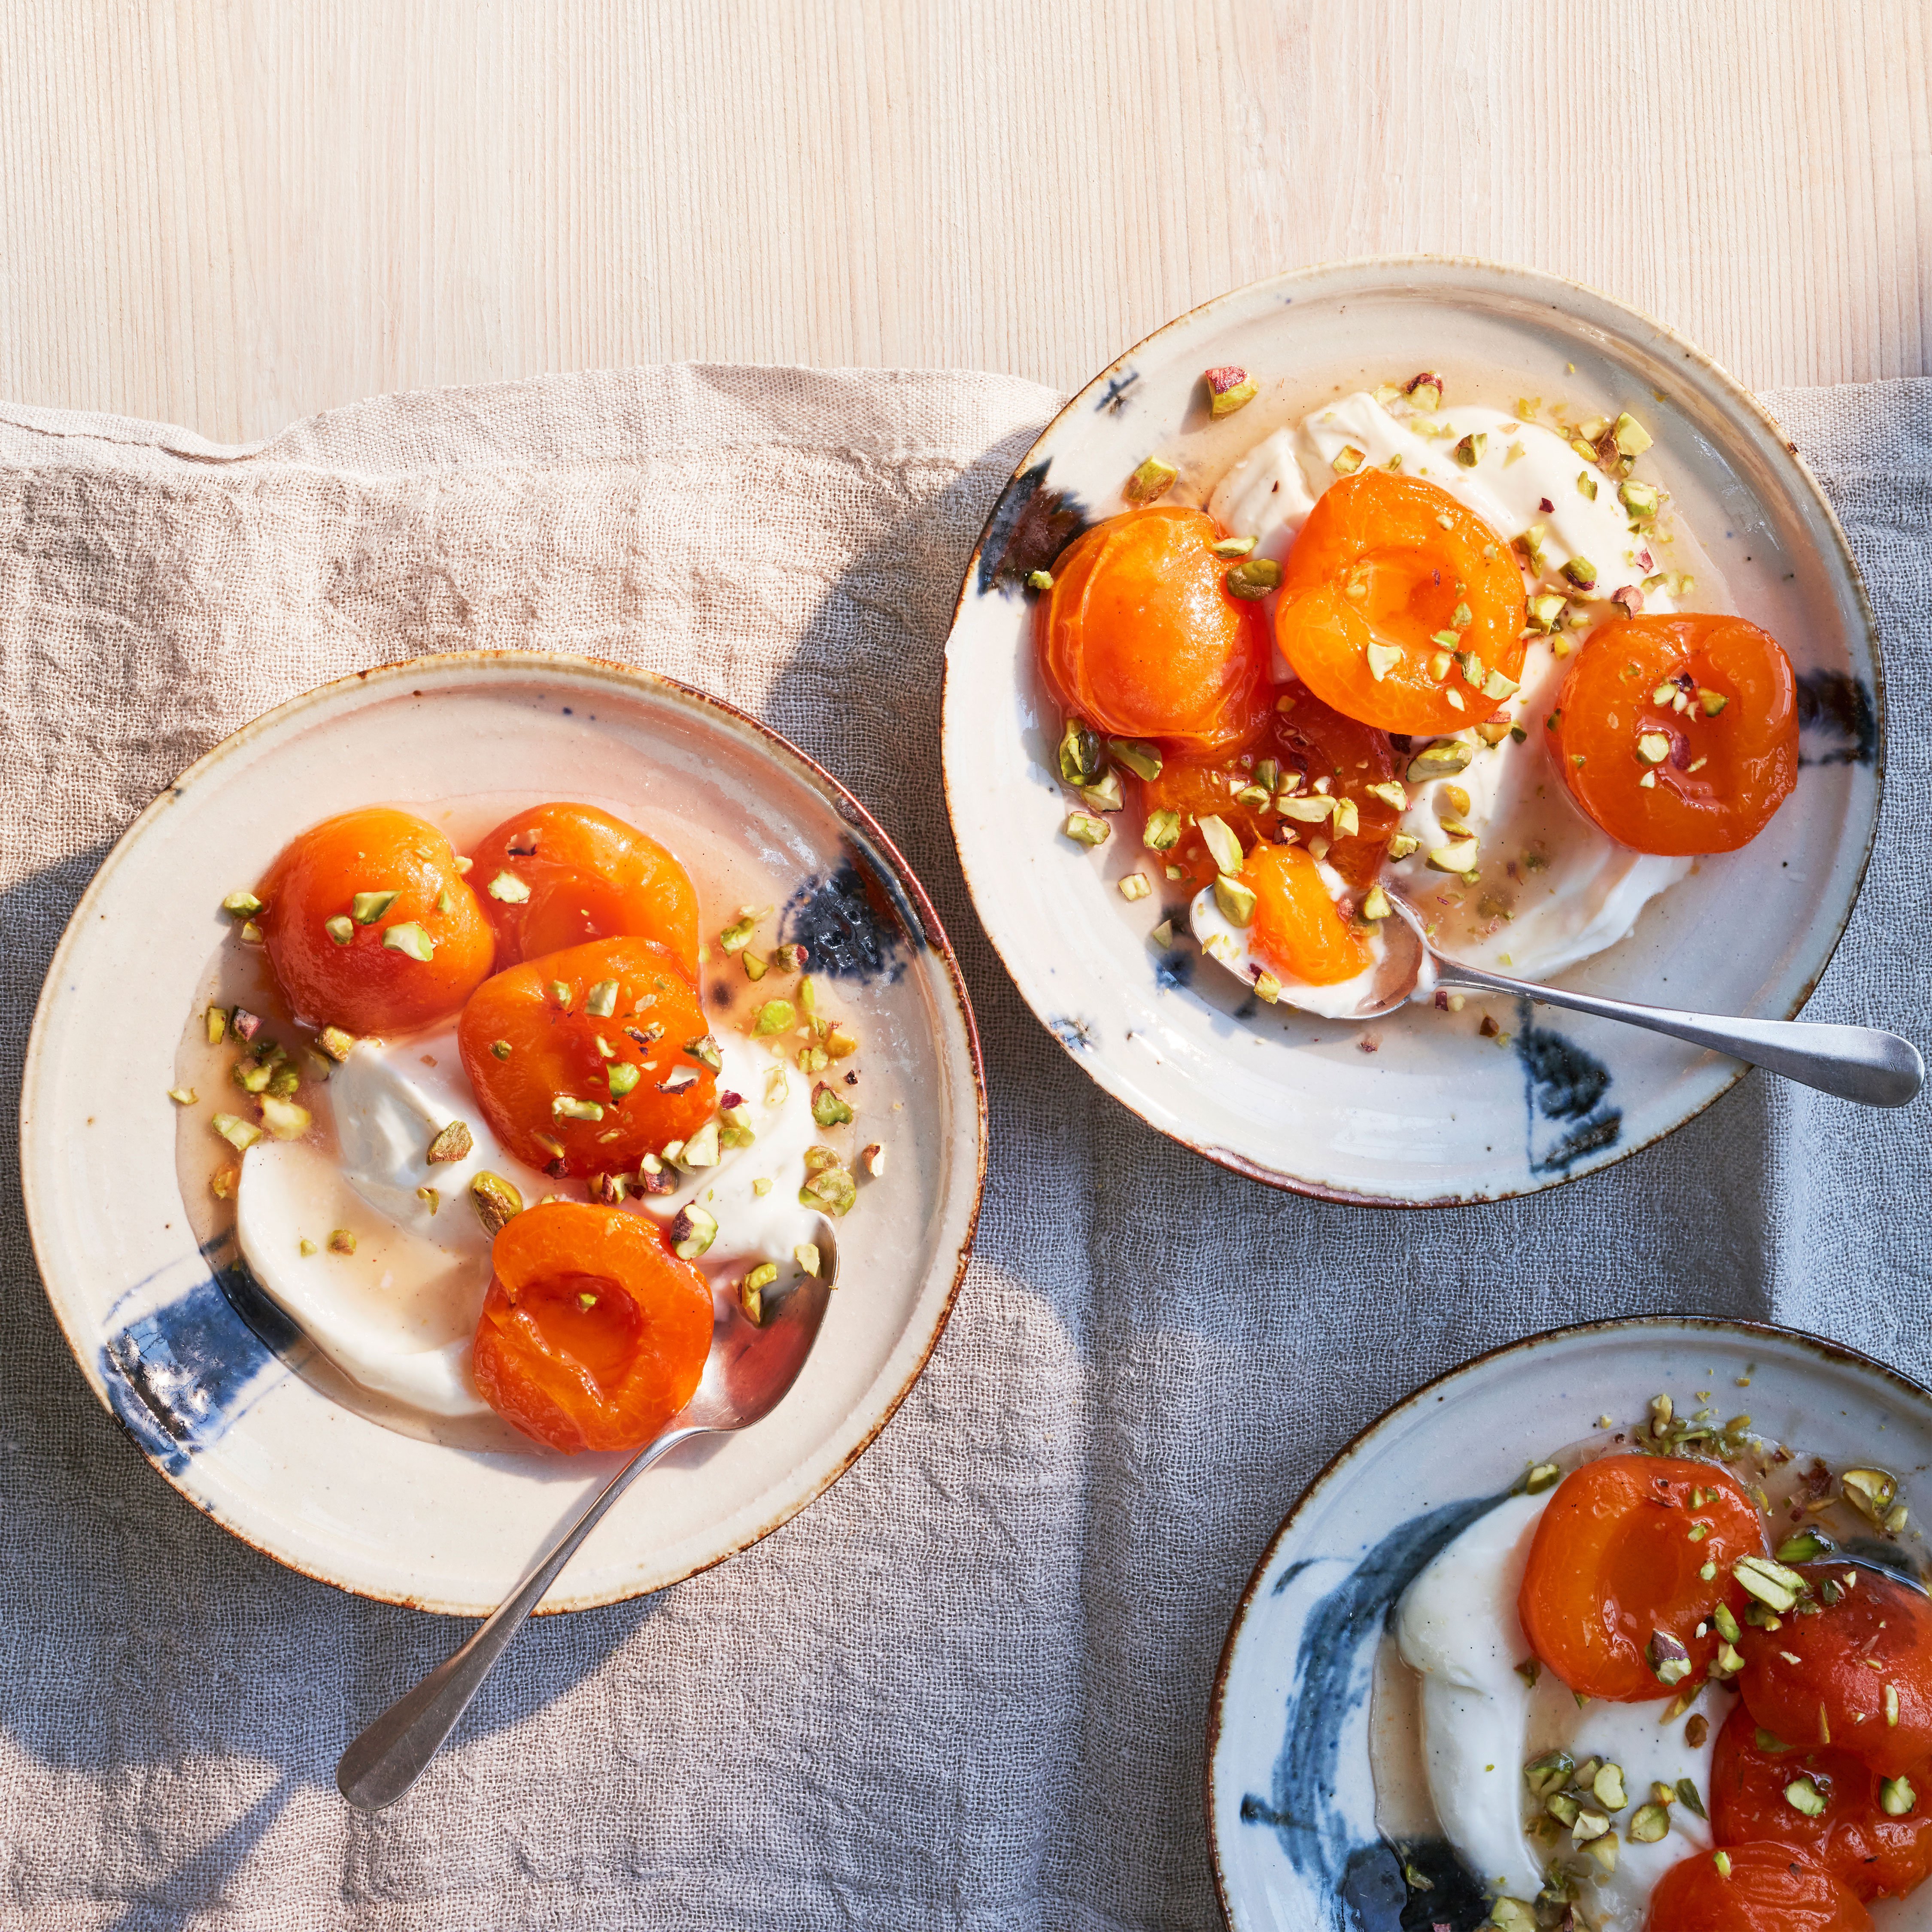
457,936 -> 717,1177
474,1201 -> 714,1453
255,806 -> 495,1034
1644,1843 -> 1872,1932
1737,1565 -> 1932,1777
468,802 -> 700,975
1711,1701 -> 1932,1901
1241,842 -> 1372,987
1038,506 -> 1272,753
1274,468 -> 1525,734
1517,1453 -> 1765,1700
1553,614 -> 1798,854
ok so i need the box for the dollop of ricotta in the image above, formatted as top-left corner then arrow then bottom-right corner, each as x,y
1396,1490 -> 1718,1929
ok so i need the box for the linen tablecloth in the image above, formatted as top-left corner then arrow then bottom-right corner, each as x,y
0,366 -> 1926,1931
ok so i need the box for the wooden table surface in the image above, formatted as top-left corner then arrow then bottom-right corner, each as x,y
1,0 -> 1925,445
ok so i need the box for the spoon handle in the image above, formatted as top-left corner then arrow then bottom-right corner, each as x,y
336,1423 -> 705,1812
1431,961 -> 1924,1108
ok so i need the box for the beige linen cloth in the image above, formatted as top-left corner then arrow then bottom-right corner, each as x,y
0,367 -> 1927,1931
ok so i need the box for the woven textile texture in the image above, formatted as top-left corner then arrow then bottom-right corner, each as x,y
0,368 -> 1925,1931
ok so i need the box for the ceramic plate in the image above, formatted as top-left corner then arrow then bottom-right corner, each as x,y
1206,1316 -> 1932,1932
22,652 -> 984,1613
942,258 -> 1881,1204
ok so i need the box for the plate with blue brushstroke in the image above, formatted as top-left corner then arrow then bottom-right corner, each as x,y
1204,1316 -> 1932,1932
21,653 -> 984,1611
941,258 -> 1881,1203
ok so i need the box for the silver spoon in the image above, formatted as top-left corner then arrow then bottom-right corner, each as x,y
1361,893 -> 1923,1108
336,1243 -> 835,1812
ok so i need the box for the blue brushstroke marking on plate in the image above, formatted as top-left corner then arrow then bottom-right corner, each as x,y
1795,668 -> 1877,768
1514,999 -> 1621,1176
1243,1495 -> 1507,1932
99,1237 -> 297,1474
778,857 -> 915,984
975,461 -> 1093,595
1154,946 -> 1195,992
1094,368 -> 1139,413
1049,1015 -> 1098,1051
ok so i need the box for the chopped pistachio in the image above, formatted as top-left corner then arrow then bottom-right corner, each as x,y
1251,971 -> 1281,1004
1364,641 -> 1403,683
822,1022 -> 860,1060
1713,1603 -> 1743,1645
1576,470 -> 1599,501
1329,797 -> 1359,838
469,1171 -> 523,1236
860,1142 -> 885,1178
1209,535 -> 1258,558
1784,1776 -> 1828,1818
1888,1684 -> 1902,1727
1026,568 -> 1053,592
812,1082 -> 855,1127
425,1120 -> 473,1164
320,913 -> 355,949
1426,837 -> 1479,874
552,1095 -> 605,1122
1404,373 -> 1443,410
352,889 -> 399,925
754,999 -> 797,1036
1233,782 -> 1270,809
1118,872 -> 1152,902
1636,732 -> 1672,766
1142,808 -> 1182,853
1081,769 -> 1125,814
1698,689 -> 1728,717
211,1111 -> 262,1152
717,912 -> 759,954
222,889 -> 264,918
1452,431 -> 1485,467
1406,740 -> 1473,783
671,1204 -> 720,1259
1203,365 -> 1258,415
1329,445 -> 1365,476
770,942 -> 808,975
1648,1630 -> 1693,1686
1594,1764 -> 1628,1811
1524,1749 -> 1574,1797
1064,811 -> 1110,848
1150,918 -> 1176,950
1777,1528 -> 1835,1564
795,1240 -> 824,1277
415,1185 -> 440,1215
1278,796 -> 1335,824
309,1025 -> 353,1065
1426,649 -> 1452,681
1620,479 -> 1662,520
1676,1777 -> 1707,1820
799,1161 -> 857,1217
326,1227 -> 357,1255
1526,591 -> 1568,633
1126,456 -> 1178,504
1108,737 -> 1164,781
1613,411 -> 1653,457
205,1005 -> 229,1045
683,1033 -> 723,1072
1214,875 -> 1258,926
1365,781 -> 1408,811
1359,884 -> 1392,922
679,1120 -> 721,1169
260,1096 -> 311,1140
1226,558 -> 1282,601
1197,814 -> 1244,875
1524,1461 -> 1561,1494
1561,556 -> 1598,590
740,949 -> 770,982
1734,1554 -> 1807,1613
297,1237 -> 318,1256
382,921 -> 436,961
1387,832 -> 1421,860
1057,717 -> 1104,788
1843,1467 -> 1900,1523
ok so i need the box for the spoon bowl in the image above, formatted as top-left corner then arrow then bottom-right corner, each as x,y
1357,890 -> 1921,1108
336,1230 -> 837,1812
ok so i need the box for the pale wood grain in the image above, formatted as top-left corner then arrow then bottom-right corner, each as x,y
0,0 -> 1925,444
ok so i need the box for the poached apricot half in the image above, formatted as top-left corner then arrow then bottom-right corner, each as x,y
1553,614 -> 1798,855
468,802 -> 701,975
1240,842 -> 1373,988
255,806 -> 495,1034
474,1201 -> 713,1454
1517,1453 -> 1765,1701
457,936 -> 717,1177
1038,506 -> 1272,753
1644,1843 -> 1872,1932
1274,468 -> 1526,735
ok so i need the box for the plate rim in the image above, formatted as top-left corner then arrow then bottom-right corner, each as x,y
940,251 -> 1886,1209
1200,1310 -> 1932,1929
20,647 -> 988,1613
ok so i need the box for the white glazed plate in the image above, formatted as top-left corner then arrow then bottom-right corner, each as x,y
942,258 -> 1882,1204
1206,1317 -> 1932,1932
21,653 -> 985,1613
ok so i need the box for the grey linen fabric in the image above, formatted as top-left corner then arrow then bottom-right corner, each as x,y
0,367 -> 1926,1931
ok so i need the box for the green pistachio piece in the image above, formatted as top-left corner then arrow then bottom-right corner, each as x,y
1143,809 -> 1182,853
1126,455 -> 1178,504
1843,1467 -> 1900,1523
1562,556 -> 1598,590
205,1006 -> 229,1045
1777,1529 -> 1835,1564
1203,365 -> 1258,415
1329,445 -> 1365,476
670,1204 -> 719,1259
1198,814 -> 1244,875
487,870 -> 531,903
1212,875 -> 1257,926
323,914 -> 355,947
1613,411 -> 1653,456
1734,1554 -> 1807,1613
1108,738 -> 1164,781
167,1086 -> 197,1106
812,1081 -> 855,1127
1620,479 -> 1662,520
1081,769 -> 1125,814
211,1111 -> 262,1151
1425,837 -> 1479,875
1784,1776 -> 1828,1818
1210,535 -> 1258,558
799,1162 -> 857,1218
1883,1775 -> 1918,1817
583,978 -> 619,1018
352,889 -> 399,925
222,890 -> 263,918
415,1185 -> 440,1214
718,912 -> 759,954
1452,431 -> 1485,467
679,1120 -> 721,1169
470,1171 -> 524,1236
382,922 -> 436,961
1064,811 -> 1110,848
1226,558 -> 1282,601
1526,591 -> 1568,633
260,1096 -> 312,1140
1057,717 -> 1103,787
426,1120 -> 473,1164
551,1095 -> 605,1122
604,1063 -> 639,1099
1026,569 -> 1053,591
1627,1802 -> 1670,1844
326,1228 -> 356,1255
314,1026 -> 355,1063
1406,740 -> 1473,783
1365,641 -> 1403,683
